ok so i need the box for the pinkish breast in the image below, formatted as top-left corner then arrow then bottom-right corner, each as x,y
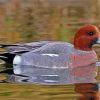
71,51 -> 97,68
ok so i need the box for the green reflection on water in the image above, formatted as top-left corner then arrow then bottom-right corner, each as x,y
0,0 -> 100,43
0,83 -> 77,100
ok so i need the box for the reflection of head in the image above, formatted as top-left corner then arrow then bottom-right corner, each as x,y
75,83 -> 100,100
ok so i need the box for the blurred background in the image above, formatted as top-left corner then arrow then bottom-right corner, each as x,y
0,0 -> 100,44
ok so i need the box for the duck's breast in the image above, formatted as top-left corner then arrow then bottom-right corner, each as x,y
71,50 -> 97,68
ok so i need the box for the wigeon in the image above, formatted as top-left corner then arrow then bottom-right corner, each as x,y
0,25 -> 100,75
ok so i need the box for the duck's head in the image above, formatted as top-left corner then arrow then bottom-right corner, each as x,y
74,25 -> 100,51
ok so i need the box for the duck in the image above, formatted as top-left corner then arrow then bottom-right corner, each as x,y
0,25 -> 100,75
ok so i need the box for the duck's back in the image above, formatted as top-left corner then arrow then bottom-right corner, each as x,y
13,42 -> 74,74
29,42 -> 73,54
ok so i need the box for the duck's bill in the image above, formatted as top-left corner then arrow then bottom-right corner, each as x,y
96,38 -> 100,44
89,38 -> 100,48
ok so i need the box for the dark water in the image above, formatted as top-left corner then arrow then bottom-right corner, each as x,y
0,0 -> 100,100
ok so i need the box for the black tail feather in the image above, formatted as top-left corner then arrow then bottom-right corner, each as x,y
0,52 -> 12,56
0,52 -> 15,64
0,56 -> 8,62
0,44 -> 18,48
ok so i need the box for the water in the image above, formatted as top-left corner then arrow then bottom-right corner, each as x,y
0,83 -> 77,100
0,62 -> 99,100
0,83 -> 99,100
0,0 -> 100,99
0,77 -> 100,100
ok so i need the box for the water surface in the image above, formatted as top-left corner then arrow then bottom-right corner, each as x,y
0,63 -> 99,100
0,0 -> 100,100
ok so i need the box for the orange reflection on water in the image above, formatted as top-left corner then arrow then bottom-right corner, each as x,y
75,83 -> 100,100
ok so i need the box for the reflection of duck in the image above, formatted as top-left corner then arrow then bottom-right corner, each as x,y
4,63 -> 97,84
75,83 -> 100,100
0,25 -> 100,75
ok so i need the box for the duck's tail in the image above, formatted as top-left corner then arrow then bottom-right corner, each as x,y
0,44 -> 16,63
0,52 -> 15,64
0,44 -> 18,48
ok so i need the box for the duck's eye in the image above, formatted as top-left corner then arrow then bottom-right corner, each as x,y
87,32 -> 94,36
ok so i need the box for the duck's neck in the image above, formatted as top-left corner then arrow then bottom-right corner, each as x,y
74,34 -> 93,51
74,44 -> 92,51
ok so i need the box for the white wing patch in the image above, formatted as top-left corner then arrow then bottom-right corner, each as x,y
41,54 -> 59,57
13,55 -> 22,74
13,55 -> 21,65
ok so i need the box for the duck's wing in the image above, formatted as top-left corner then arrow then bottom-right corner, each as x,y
0,42 -> 73,64
0,41 -> 52,53
29,42 -> 74,54
0,41 -> 52,63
